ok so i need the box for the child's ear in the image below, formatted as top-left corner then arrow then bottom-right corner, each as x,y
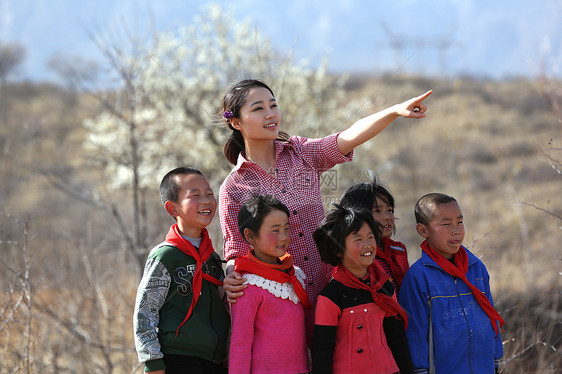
243,228 -> 255,244
416,223 -> 429,238
164,201 -> 178,218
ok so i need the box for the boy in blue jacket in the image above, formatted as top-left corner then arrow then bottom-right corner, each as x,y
399,193 -> 504,374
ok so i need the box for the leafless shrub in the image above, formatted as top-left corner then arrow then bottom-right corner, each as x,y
0,212 -> 34,373
498,286 -> 561,372
500,66 -> 562,373
1,211 -> 138,373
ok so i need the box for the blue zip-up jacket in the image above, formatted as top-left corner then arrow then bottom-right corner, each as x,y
398,247 -> 503,374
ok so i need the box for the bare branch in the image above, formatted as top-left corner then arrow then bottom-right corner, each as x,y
501,339 -> 561,365
516,199 -> 562,223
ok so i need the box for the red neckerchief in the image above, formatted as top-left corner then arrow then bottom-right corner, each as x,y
332,262 -> 408,328
164,224 -> 223,335
234,251 -> 311,309
421,240 -> 505,335
378,237 -> 407,286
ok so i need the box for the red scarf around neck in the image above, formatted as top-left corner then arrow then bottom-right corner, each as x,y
164,224 -> 223,335
378,237 -> 407,286
333,262 -> 408,328
421,240 -> 505,335
234,251 -> 311,309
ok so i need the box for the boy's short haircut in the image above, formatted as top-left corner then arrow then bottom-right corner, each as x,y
238,194 -> 290,243
414,193 -> 457,226
313,204 -> 381,267
159,167 -> 204,205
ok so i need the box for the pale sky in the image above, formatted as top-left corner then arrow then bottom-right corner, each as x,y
1,0 -> 561,82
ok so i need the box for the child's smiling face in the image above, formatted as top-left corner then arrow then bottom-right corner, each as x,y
247,208 -> 290,264
371,196 -> 395,239
169,173 -> 216,238
342,221 -> 377,278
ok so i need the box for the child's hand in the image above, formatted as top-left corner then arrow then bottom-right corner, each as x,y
223,271 -> 247,303
396,90 -> 433,118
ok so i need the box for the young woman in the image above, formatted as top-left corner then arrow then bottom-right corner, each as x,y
219,79 -> 431,311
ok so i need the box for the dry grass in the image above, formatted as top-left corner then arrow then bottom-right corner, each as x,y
1,76 -> 561,372
1,286 -> 138,373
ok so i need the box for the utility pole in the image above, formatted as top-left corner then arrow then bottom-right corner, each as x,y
376,22 -> 460,76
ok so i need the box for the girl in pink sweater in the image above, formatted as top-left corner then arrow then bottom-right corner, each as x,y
229,195 -> 310,374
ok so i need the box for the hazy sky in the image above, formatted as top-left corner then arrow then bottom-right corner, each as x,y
1,0 -> 561,82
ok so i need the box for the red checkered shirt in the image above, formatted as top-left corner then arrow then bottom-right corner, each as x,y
219,133 -> 353,305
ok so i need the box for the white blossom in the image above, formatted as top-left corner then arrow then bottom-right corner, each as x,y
83,3 -> 350,192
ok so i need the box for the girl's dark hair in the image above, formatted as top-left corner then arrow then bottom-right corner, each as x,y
340,173 -> 396,234
238,194 -> 290,243
313,204 -> 382,267
159,166 -> 204,205
414,192 -> 457,226
221,79 -> 289,165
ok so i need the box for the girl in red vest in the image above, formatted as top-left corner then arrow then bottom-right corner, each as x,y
340,174 -> 409,296
312,205 -> 412,374
229,195 -> 310,374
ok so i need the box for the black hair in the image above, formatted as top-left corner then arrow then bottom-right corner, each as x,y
313,204 -> 382,267
340,173 -> 396,234
414,192 -> 458,226
159,166 -> 204,205
237,194 -> 290,243
221,79 -> 289,165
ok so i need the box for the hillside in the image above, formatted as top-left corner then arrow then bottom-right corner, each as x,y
1,76 -> 560,372
337,75 -> 561,289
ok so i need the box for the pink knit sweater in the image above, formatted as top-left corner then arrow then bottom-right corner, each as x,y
229,280 -> 309,374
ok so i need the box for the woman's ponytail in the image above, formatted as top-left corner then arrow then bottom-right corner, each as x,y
224,129 -> 245,165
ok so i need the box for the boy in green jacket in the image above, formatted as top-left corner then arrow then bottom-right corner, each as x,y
133,167 -> 229,373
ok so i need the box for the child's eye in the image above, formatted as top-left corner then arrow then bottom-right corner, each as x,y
252,106 -> 263,111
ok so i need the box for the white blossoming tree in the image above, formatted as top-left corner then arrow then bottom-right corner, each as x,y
82,3 -> 350,272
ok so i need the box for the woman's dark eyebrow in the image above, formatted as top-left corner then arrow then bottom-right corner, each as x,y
250,98 -> 276,107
